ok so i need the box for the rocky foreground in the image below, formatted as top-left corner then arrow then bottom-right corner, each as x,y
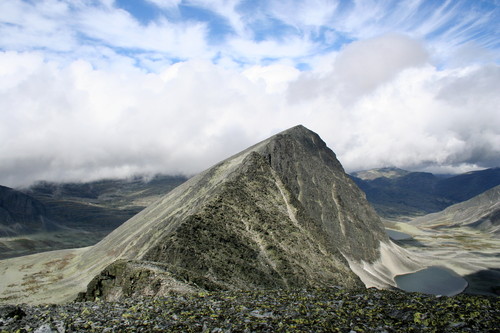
1,288 -> 498,332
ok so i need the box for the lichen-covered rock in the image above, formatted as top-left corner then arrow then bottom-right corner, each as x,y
2,289 -> 499,332
76,260 -> 197,302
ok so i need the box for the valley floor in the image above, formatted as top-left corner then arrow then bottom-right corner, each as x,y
384,220 -> 500,296
1,288 -> 498,332
0,230 -> 111,260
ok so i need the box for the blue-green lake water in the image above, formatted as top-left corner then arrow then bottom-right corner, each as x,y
395,266 -> 468,296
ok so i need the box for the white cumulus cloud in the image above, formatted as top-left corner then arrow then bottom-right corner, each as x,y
1,32 -> 499,187
0,1 -> 498,187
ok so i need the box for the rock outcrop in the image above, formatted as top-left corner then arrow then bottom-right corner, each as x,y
76,260 -> 197,301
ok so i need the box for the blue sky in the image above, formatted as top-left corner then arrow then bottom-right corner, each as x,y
1,0 -> 498,69
0,0 -> 499,186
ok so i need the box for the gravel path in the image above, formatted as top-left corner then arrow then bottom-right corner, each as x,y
1,288 -> 498,332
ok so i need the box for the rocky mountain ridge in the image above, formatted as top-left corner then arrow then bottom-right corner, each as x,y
1,125 -> 412,304
77,125 -> 389,300
2,162 -> 498,259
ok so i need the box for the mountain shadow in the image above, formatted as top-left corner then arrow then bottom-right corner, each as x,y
463,268 -> 500,296
0,185 -> 57,237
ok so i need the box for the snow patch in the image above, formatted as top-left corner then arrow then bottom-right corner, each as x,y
344,241 -> 424,289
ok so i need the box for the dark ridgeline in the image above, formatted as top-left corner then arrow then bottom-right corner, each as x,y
351,167 -> 500,218
0,185 -> 54,236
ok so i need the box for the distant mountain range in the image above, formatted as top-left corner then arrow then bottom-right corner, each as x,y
0,175 -> 187,259
412,185 -> 500,237
25,175 -> 188,231
350,167 -> 500,218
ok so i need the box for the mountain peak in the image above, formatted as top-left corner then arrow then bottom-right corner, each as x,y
0,125 -> 393,304
76,124 -> 387,299
273,124 -> 319,139
278,124 -> 308,134
268,124 -> 324,143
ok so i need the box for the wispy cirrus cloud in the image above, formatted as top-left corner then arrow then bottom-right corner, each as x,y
2,0 -> 497,68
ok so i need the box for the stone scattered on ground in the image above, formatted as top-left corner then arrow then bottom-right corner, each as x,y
1,288 -> 498,332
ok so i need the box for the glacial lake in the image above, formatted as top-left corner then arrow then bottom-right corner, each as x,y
395,266 -> 468,296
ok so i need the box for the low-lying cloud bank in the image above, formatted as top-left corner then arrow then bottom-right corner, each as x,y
1,34 -> 499,187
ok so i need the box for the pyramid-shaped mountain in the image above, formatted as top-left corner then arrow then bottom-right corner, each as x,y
76,125 -> 389,300
1,125 -> 403,304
